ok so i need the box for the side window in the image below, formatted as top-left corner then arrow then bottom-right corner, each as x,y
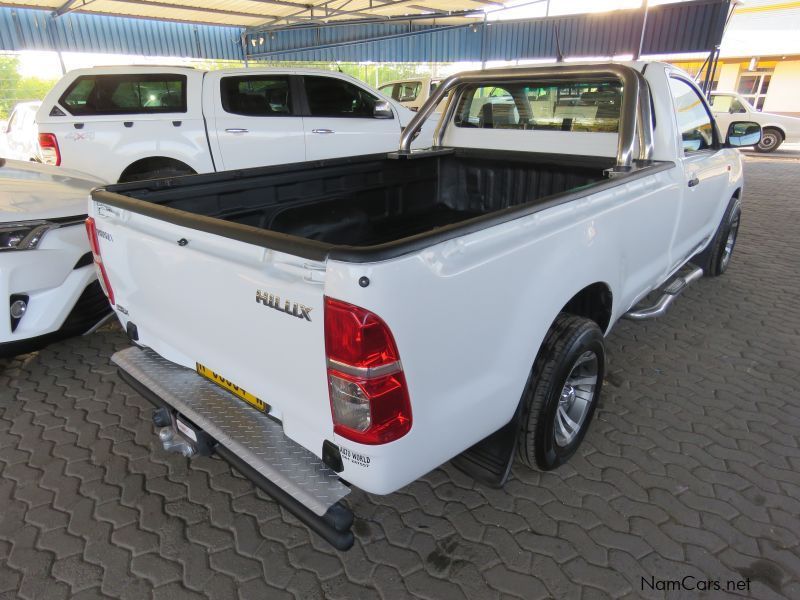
711,95 -> 747,115
396,82 -> 421,102
669,77 -> 715,153
220,76 -> 291,116
456,85 -> 521,129
730,98 -> 747,114
61,78 -> 94,111
378,84 -> 397,100
304,76 -> 380,118
6,110 -> 18,132
710,94 -> 733,113
59,74 -> 187,115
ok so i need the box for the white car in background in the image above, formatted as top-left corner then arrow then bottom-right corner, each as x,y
379,76 -> 444,111
0,159 -> 111,358
710,91 -> 800,152
35,66 -> 437,184
0,101 -> 42,162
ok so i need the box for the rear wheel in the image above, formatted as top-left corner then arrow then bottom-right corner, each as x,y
517,314 -> 605,471
754,127 -> 783,153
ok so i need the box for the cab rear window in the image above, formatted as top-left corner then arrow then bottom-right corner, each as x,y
454,80 -> 621,132
59,74 -> 187,116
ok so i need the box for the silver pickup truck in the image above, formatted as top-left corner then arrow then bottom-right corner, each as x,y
89,62 -> 759,549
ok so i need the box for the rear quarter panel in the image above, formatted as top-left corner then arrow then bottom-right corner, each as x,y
324,166 -> 682,494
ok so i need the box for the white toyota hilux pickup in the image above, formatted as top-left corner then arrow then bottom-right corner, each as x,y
89,62 -> 759,549
36,66 -> 436,183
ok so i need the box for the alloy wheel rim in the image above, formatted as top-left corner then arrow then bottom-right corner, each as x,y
721,214 -> 740,270
554,350 -> 598,447
761,134 -> 776,149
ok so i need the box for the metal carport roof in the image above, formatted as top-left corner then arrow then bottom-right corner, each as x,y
243,0 -> 731,62
0,0 -> 492,28
0,0 -> 733,64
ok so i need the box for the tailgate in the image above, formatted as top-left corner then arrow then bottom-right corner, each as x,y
91,202 -> 330,449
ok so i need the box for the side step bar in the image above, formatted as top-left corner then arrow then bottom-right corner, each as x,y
112,346 -> 354,550
624,266 -> 704,321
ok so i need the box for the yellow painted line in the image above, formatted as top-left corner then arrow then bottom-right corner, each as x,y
735,1 -> 800,14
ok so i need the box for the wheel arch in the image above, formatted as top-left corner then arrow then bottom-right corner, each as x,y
118,156 -> 197,183
559,281 -> 614,334
762,124 -> 786,138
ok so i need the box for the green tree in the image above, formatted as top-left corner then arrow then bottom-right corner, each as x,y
0,55 -> 58,120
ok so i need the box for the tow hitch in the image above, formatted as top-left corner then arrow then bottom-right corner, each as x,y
152,407 -> 214,458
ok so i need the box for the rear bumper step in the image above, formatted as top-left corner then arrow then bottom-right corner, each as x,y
112,346 -> 354,550
623,265 -> 704,321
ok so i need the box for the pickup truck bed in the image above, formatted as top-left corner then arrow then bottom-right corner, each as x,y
96,149 -> 659,261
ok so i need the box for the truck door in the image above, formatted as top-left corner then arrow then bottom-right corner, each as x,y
301,75 -> 400,161
667,76 -> 731,267
208,72 -> 306,170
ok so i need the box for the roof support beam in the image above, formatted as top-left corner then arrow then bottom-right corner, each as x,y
53,0 -> 97,17
250,0 -> 433,30
73,0 -> 282,21
55,0 -> 283,20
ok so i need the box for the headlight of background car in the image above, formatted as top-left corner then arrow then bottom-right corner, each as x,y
0,221 -> 54,251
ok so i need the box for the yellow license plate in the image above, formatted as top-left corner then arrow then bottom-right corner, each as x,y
196,363 -> 268,413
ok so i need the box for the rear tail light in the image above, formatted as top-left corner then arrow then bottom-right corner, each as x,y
85,217 -> 115,306
324,297 -> 411,445
38,133 -> 60,166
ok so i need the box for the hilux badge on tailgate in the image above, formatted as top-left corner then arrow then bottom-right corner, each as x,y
256,290 -> 312,321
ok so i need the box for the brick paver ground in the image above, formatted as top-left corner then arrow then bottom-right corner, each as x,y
1,158 -> 799,599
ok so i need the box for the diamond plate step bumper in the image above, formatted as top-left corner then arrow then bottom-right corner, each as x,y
112,346 -> 354,550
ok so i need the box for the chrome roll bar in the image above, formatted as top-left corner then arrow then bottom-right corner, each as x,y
398,63 -> 654,167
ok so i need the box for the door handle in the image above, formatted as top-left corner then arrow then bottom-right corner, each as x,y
687,177 -> 700,188
312,128 -> 335,134
225,128 -> 249,134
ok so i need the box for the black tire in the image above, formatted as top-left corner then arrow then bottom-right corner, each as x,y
754,127 -> 784,153
694,196 -> 741,277
118,166 -> 194,183
517,314 -> 605,471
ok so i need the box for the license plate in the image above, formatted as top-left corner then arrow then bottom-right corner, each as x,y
196,363 -> 268,413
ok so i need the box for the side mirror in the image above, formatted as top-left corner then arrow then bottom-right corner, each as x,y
373,100 -> 394,119
726,121 -> 761,147
0,120 -> 7,134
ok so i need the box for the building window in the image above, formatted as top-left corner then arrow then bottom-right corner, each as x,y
737,71 -> 772,111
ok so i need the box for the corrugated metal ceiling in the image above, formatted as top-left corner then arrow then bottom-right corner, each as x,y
0,0 -> 732,63
245,0 -> 731,62
0,0 -> 491,29
0,6 -> 244,58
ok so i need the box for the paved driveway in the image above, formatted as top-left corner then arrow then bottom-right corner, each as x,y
1,159 -> 799,599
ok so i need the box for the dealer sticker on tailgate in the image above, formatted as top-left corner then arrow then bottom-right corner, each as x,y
196,363 -> 269,413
